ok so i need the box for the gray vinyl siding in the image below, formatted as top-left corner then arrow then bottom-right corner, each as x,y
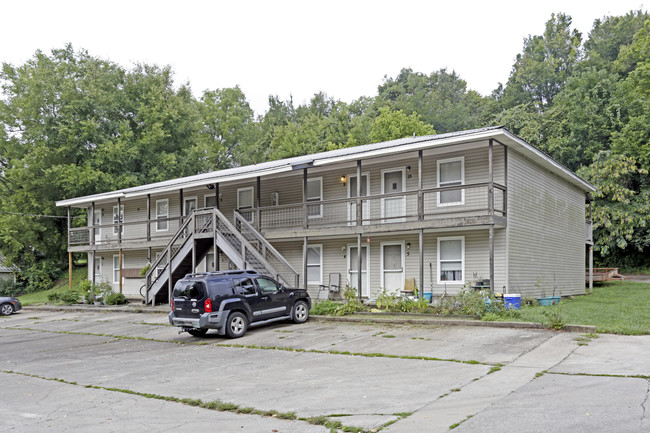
507,150 -> 586,297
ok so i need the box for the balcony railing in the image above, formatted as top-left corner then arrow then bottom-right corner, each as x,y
68,182 -> 506,247
257,183 -> 506,230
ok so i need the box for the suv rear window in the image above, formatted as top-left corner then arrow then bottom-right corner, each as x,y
173,280 -> 205,299
233,277 -> 256,295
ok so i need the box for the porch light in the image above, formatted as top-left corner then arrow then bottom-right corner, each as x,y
340,175 -> 346,186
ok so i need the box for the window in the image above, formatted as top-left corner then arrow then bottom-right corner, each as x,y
112,254 -> 122,284
306,178 -> 322,218
256,277 -> 279,294
237,187 -> 254,223
234,278 -> 256,295
156,199 -> 169,231
307,245 -> 322,285
155,252 -> 165,278
437,157 -> 464,206
205,194 -> 217,208
113,205 -> 124,235
437,237 -> 464,283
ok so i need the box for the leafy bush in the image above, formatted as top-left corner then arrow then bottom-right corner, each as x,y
105,292 -> 127,305
47,289 -> 81,305
310,300 -> 339,315
0,278 -> 24,297
542,309 -> 566,330
376,288 -> 398,310
334,285 -> 365,316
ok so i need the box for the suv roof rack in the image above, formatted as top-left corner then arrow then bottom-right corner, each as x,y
183,270 -> 258,279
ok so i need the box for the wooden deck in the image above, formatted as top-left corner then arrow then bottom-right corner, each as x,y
587,267 -> 626,284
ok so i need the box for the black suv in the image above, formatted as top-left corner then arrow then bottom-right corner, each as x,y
168,270 -> 311,338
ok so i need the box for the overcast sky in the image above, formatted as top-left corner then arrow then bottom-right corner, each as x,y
1,0 -> 646,115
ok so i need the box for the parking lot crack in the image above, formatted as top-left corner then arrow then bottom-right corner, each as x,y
641,379 -> 649,424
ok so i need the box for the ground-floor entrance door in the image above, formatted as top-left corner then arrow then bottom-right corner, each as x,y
381,242 -> 404,294
347,245 -> 369,297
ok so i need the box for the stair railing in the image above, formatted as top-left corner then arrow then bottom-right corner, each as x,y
234,211 -> 299,287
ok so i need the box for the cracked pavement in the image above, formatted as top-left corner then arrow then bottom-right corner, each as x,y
1,309 -> 648,432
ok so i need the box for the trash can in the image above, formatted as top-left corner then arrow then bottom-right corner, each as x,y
504,294 -> 521,309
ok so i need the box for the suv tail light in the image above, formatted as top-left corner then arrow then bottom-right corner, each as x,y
171,299 -> 174,311
204,298 -> 212,313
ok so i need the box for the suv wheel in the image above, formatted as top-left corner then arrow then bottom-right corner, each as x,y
226,312 -> 248,338
187,329 -> 208,337
292,301 -> 309,324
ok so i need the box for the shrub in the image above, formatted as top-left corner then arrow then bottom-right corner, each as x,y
0,278 -> 24,297
334,285 -> 365,316
47,289 -> 81,305
310,300 -> 339,315
105,292 -> 127,305
376,288 -> 398,310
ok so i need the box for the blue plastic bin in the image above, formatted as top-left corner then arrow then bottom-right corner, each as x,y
423,292 -> 433,302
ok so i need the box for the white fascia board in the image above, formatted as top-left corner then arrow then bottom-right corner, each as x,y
56,192 -> 126,208
312,130 -> 502,167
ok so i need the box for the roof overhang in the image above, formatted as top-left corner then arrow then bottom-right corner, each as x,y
55,126 -> 595,208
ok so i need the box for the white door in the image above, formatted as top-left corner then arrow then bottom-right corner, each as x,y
93,210 -> 102,244
93,256 -> 102,284
348,245 -> 369,297
382,169 -> 405,223
184,197 -> 197,216
348,173 -> 369,226
237,187 -> 254,223
382,243 -> 404,294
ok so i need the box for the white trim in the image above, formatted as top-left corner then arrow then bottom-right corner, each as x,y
112,205 -> 124,235
437,156 -> 465,206
347,244 -> 370,297
437,236 -> 465,285
347,172 -> 370,226
93,209 -> 102,243
112,254 -> 122,285
305,177 -> 323,218
380,241 -> 405,294
204,193 -> 218,208
306,244 -> 323,285
237,187 -> 254,223
155,199 -> 169,232
381,167 -> 406,223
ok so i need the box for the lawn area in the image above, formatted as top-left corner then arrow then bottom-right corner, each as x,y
513,281 -> 650,335
18,266 -> 88,306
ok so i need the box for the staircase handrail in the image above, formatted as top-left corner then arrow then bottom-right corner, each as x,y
145,214 -> 194,303
209,208 -> 283,281
233,211 -> 299,286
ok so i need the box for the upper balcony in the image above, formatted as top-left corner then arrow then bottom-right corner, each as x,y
67,181 -> 507,251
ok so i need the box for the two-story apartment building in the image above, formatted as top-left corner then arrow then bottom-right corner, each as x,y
56,126 -> 595,305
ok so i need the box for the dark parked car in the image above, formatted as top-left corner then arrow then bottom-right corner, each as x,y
0,297 -> 22,316
168,270 -> 311,338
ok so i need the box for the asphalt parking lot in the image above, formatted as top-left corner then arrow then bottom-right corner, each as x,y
1,308 -> 648,432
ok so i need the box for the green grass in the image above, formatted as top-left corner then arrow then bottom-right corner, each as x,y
512,281 -> 650,335
18,266 -> 88,306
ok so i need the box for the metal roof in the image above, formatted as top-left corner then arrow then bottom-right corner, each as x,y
56,126 -> 595,208
0,255 -> 19,273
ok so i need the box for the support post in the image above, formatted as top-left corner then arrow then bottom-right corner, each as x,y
419,229 -> 424,299
215,183 -> 220,271
119,249 -> 123,294
589,246 -> 594,293
69,252 -> 73,290
166,248 -> 172,307
215,183 -> 219,209
488,140 -> 495,294
67,206 -> 71,249
256,176 -> 261,231
418,150 -> 423,221
356,160 -> 362,226
503,145 -> 508,217
117,197 -> 122,244
303,237 -> 308,291
357,233 -> 362,300
146,194 -> 151,242
303,168 -> 308,229
179,189 -> 184,225
90,202 -> 95,246
91,251 -> 96,285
